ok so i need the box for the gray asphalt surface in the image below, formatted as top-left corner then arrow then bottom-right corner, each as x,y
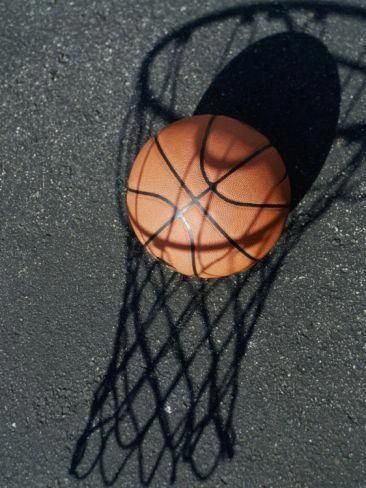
0,1 -> 365,487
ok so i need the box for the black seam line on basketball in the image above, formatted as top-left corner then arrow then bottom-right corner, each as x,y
194,143 -> 273,200
142,200 -> 196,247
193,185 -> 289,209
213,143 -> 272,186
143,214 -> 177,247
205,189 -> 290,208
199,114 -> 216,187
154,135 -> 196,200
180,216 -> 199,277
194,200 -> 259,262
154,135 -> 258,262
127,187 -> 179,211
196,141 -> 289,208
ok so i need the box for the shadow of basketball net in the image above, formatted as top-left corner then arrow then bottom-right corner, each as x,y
71,2 -> 366,485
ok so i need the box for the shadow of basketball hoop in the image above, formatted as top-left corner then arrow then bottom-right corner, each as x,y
70,2 -> 365,486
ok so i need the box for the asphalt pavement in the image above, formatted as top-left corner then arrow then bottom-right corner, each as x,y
0,0 -> 365,487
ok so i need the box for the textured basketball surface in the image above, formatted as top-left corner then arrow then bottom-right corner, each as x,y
127,115 -> 291,278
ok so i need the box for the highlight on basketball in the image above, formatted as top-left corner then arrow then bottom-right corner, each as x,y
127,114 -> 291,278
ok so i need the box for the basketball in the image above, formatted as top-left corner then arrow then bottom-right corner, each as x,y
126,115 -> 291,278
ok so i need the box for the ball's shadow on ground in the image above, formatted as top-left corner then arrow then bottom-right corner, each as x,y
195,32 -> 340,208
70,3 -> 365,486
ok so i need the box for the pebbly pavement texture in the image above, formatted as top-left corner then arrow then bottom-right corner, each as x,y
0,0 -> 365,487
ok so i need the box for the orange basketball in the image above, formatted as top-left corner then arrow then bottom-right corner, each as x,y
126,114 -> 291,279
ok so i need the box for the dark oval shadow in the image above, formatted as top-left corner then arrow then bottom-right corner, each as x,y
195,32 -> 341,208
